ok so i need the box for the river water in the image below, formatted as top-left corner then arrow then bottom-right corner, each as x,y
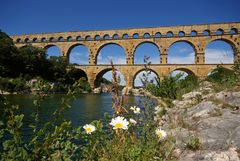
1,93 -> 141,140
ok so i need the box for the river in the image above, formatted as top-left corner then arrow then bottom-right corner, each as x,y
1,93 -> 141,140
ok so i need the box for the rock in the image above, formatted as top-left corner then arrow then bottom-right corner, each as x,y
0,90 -> 10,95
173,99 -> 196,109
187,101 -> 217,119
197,110 -> 240,150
182,91 -> 202,100
131,88 -> 145,96
93,87 -> 101,93
179,148 -> 240,161
171,148 -> 182,158
215,91 -> 240,107
122,87 -> 132,95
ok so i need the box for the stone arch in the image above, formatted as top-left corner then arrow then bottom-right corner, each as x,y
67,43 -> 90,64
190,30 -> 197,36
167,40 -> 197,64
67,68 -> 88,80
25,38 -> 30,43
113,34 -> 119,39
229,28 -> 238,35
133,33 -> 139,38
95,42 -> 126,64
168,40 -> 197,53
85,35 -> 91,41
143,33 -> 151,38
204,38 -> 236,50
133,68 -> 160,87
16,38 -> 22,43
94,68 -> 126,88
94,35 -> 100,40
33,38 -> 38,43
103,34 -> 110,40
178,31 -> 185,37
155,32 -> 161,37
41,37 -> 47,42
171,67 -> 196,76
44,44 -> 62,58
58,36 -> 64,42
49,37 -> 56,42
166,31 -> 173,37
204,38 -> 236,63
67,36 -> 73,41
133,41 -> 161,64
122,33 -> 129,39
76,36 -> 82,41
216,28 -> 224,35
203,30 -> 210,36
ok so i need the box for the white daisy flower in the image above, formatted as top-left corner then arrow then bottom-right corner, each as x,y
110,116 -> 129,130
129,118 -> 137,125
83,124 -> 96,134
155,128 -> 167,139
130,106 -> 140,114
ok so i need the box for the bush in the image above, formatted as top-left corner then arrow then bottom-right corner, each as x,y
0,77 -> 27,93
0,80 -> 175,160
145,73 -> 199,100
207,65 -> 239,89
79,77 -> 92,92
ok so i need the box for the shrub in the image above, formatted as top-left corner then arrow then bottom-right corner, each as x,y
207,65 -> 239,90
145,73 -> 199,100
0,77 -> 27,93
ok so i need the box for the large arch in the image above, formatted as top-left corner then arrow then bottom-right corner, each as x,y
67,44 -> 89,65
170,68 -> 196,77
68,68 -> 88,80
94,68 -> 126,88
133,68 -> 160,88
96,43 -> 126,65
44,44 -> 62,58
167,40 -> 196,64
133,41 -> 160,64
205,38 -> 235,64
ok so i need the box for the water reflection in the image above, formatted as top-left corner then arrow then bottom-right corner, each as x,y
1,93 -> 140,136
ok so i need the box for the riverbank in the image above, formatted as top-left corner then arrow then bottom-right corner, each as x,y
153,81 -> 240,160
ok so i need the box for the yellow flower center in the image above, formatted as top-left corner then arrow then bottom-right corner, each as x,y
157,131 -> 165,137
115,123 -> 123,129
86,127 -> 92,133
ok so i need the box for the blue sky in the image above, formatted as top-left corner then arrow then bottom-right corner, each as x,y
1,0 -> 239,86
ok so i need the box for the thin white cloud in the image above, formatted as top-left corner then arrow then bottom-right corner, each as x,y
103,71 -> 126,85
205,49 -> 233,64
134,71 -> 158,87
98,55 -> 126,64
168,52 -> 195,64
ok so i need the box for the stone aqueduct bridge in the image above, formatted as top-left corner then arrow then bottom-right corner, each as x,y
11,22 -> 240,88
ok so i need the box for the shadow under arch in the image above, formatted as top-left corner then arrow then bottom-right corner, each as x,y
133,68 -> 160,88
133,41 -> 161,64
67,68 -> 88,80
95,42 -> 126,65
94,68 -> 126,88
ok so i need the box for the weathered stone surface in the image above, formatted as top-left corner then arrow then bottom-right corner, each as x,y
187,101 -> 217,119
179,148 -> 240,161
215,91 -> 240,107
160,83 -> 240,160
11,22 -> 240,89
